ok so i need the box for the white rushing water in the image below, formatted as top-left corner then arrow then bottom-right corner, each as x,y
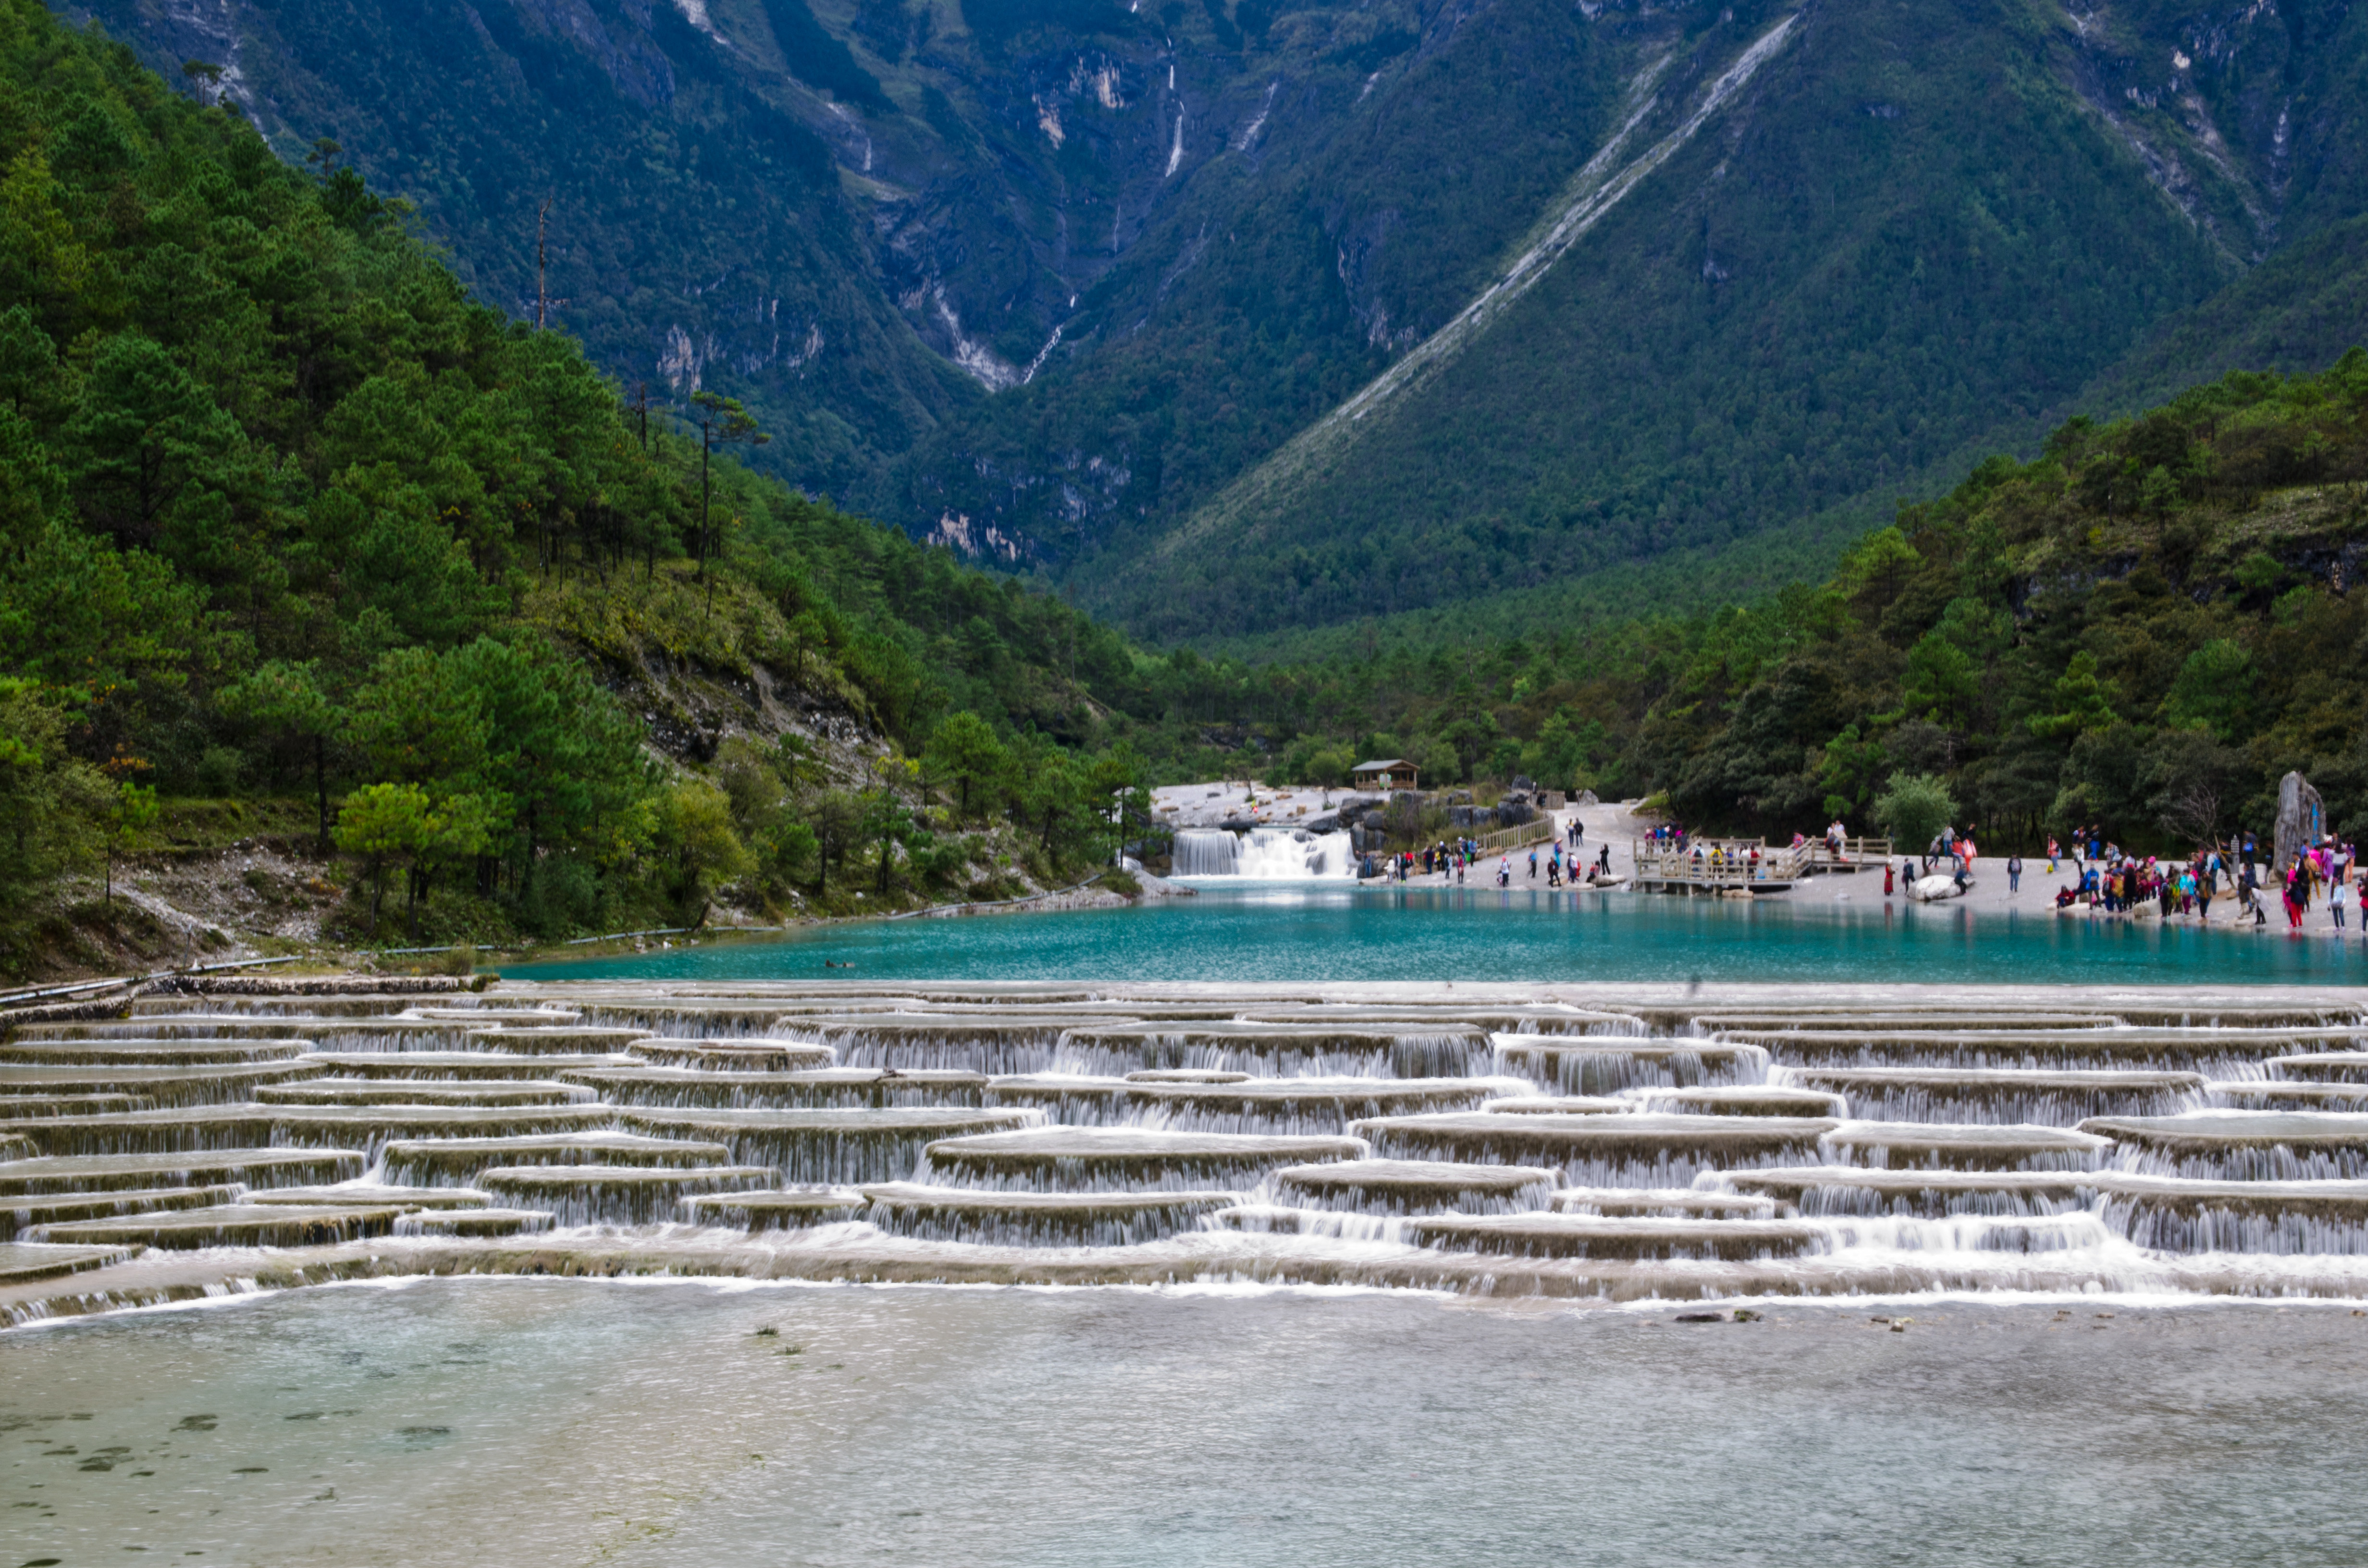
1172,827 -> 1356,878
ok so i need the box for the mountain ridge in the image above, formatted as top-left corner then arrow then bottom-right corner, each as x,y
60,0 -> 2368,650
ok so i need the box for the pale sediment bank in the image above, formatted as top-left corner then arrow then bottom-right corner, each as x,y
7,976 -> 2368,1325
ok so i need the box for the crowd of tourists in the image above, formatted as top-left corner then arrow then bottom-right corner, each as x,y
2035,826 -> 2362,933
1366,837 -> 1487,883
1359,819 -> 1613,886
1349,799 -> 2361,936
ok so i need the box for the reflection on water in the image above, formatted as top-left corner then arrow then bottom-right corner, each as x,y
7,1281 -> 2368,1567
508,884 -> 2368,986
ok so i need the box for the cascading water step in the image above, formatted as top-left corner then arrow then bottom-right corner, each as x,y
1635,1086 -> 1849,1118
245,1185 -> 495,1209
1110,1077 -> 1534,1133
919,1127 -> 1367,1191
2265,1053 -> 2368,1083
1242,1005 -> 1639,1035
471,1164 -> 776,1225
2079,1113 -> 2368,1180
1057,1022 -> 1492,1079
1402,1213 -> 1826,1261
1,1104 -> 623,1157
0,1062 -> 323,1107
33,1203 -> 410,1249
679,1188 -> 867,1229
1679,1012 -> 2115,1034
10,1017 -> 314,1041
2092,1174 -> 2368,1253
1722,1167 -> 2105,1217
0,1241 -> 140,1283
407,1008 -> 585,1026
0,1095 -> 161,1119
0,1040 -> 311,1066
623,1040 -> 837,1072
1349,1113 -> 1836,1185
1123,1069 -> 1251,1083
615,1107 -> 1035,1183
0,1148 -> 365,1194
1809,1213 -> 2121,1255
1,1185 -> 239,1237
1490,1037 -> 1767,1094
296,1051 -> 638,1081
1714,1028 -> 2368,1070
125,994 -> 426,1018
567,1001 -> 911,1036
379,1132 -> 735,1186
258,1079 -> 596,1107
1481,1095 -> 1630,1115
1270,1158 -> 1558,1215
778,1014 -> 1123,1074
459,1027 -> 657,1055
1780,1067 -> 2206,1125
1550,1187 -> 1780,1218
2208,1081 -> 2368,1110
396,1207 -> 557,1237
857,1182 -> 1242,1245
1820,1122 -> 2111,1171
559,1066 -> 985,1109
984,1076 -> 1134,1117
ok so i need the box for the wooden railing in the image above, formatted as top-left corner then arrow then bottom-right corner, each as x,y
1634,839 -> 1800,886
1472,818 -> 1556,855
1626,835 -> 1893,889
1801,834 -> 1894,869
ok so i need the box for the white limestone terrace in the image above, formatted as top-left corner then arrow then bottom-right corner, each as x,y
8,978 -> 2368,1322
1150,780 -> 1379,831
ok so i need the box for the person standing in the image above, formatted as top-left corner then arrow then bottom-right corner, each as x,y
2007,855 -> 2022,894
1885,861 -> 1896,897
2333,875 -> 2349,931
2046,837 -> 2059,875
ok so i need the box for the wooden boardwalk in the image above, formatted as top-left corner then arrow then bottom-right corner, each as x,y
1630,836 -> 1893,894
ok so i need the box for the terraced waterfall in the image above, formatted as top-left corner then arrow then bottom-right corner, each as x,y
9,978 -> 2368,1313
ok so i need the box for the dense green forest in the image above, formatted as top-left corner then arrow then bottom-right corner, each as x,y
1210,354 -> 2368,855
5,0 -> 2365,981
0,0 -> 1225,970
68,0 -> 2368,657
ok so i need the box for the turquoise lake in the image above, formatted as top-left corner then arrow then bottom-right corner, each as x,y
504,883 -> 2368,985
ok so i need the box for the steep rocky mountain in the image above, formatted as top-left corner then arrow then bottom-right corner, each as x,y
65,0 -> 2368,645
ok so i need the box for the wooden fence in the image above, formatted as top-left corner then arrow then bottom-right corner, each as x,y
1629,835 -> 1895,892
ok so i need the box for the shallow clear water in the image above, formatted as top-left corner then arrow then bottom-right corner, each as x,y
507,884 -> 2368,985
8,1280 -> 2368,1566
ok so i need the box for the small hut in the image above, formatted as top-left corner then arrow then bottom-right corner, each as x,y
1351,759 -> 1420,792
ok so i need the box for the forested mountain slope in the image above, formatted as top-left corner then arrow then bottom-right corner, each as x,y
0,0 -> 1180,970
61,0 -> 2368,650
1199,351 -> 2368,858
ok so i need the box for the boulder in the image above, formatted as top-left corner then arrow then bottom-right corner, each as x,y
1907,874 -> 1971,902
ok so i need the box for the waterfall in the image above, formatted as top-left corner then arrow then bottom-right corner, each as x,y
1172,828 -> 1354,878
1172,830 -> 1239,876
